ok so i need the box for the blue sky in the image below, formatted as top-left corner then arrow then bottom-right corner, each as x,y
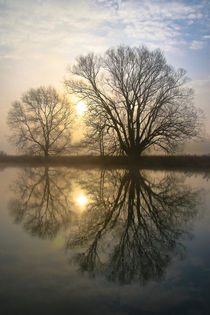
0,0 -> 209,153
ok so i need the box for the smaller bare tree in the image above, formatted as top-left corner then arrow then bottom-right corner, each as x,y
8,86 -> 73,158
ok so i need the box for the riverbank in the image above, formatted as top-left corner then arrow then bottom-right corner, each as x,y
0,154 -> 209,171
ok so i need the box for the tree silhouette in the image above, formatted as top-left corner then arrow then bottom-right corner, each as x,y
66,169 -> 199,284
9,167 -> 74,239
8,86 -> 73,158
65,46 -> 201,157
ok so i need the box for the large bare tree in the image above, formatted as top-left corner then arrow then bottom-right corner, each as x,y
8,86 -> 73,158
65,46 -> 201,157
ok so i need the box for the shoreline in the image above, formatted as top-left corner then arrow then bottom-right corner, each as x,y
0,154 -> 209,171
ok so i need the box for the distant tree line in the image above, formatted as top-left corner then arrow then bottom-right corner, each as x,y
7,45 -> 202,158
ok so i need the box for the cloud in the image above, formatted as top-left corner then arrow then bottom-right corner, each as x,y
0,0 -> 118,62
202,35 -> 210,39
190,40 -> 204,50
0,0 -> 208,62
117,0 -> 207,51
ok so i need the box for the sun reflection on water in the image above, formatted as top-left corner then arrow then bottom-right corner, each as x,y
76,193 -> 88,208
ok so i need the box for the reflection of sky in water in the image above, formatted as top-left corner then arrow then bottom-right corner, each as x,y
0,168 -> 209,315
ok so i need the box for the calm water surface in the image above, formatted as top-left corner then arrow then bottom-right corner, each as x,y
0,166 -> 210,315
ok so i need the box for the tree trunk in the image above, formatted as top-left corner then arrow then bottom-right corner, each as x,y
127,146 -> 142,160
44,150 -> 49,159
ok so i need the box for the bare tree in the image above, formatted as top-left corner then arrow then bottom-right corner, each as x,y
8,86 -> 73,158
65,46 -> 202,157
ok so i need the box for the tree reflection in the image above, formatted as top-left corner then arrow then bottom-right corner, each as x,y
8,166 -> 201,285
9,167 -> 74,239
66,169 -> 199,284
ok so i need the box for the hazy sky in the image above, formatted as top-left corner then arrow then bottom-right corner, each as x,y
0,0 -> 209,154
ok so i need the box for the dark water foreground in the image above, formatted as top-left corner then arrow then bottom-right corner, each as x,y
0,166 -> 210,315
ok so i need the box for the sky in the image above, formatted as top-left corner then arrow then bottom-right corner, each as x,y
0,0 -> 209,154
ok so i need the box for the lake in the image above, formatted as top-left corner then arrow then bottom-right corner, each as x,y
0,166 -> 209,315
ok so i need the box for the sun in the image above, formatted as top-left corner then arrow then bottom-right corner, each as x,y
76,193 -> 88,208
76,101 -> 87,115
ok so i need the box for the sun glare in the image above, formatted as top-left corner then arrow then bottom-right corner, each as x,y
76,101 -> 87,115
76,193 -> 88,208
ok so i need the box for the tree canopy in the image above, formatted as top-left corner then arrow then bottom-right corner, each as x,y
8,86 -> 73,157
65,45 -> 201,157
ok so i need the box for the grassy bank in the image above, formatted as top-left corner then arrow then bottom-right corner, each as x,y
0,154 -> 210,171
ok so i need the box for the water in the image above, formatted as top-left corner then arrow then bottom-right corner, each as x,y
0,166 -> 210,315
